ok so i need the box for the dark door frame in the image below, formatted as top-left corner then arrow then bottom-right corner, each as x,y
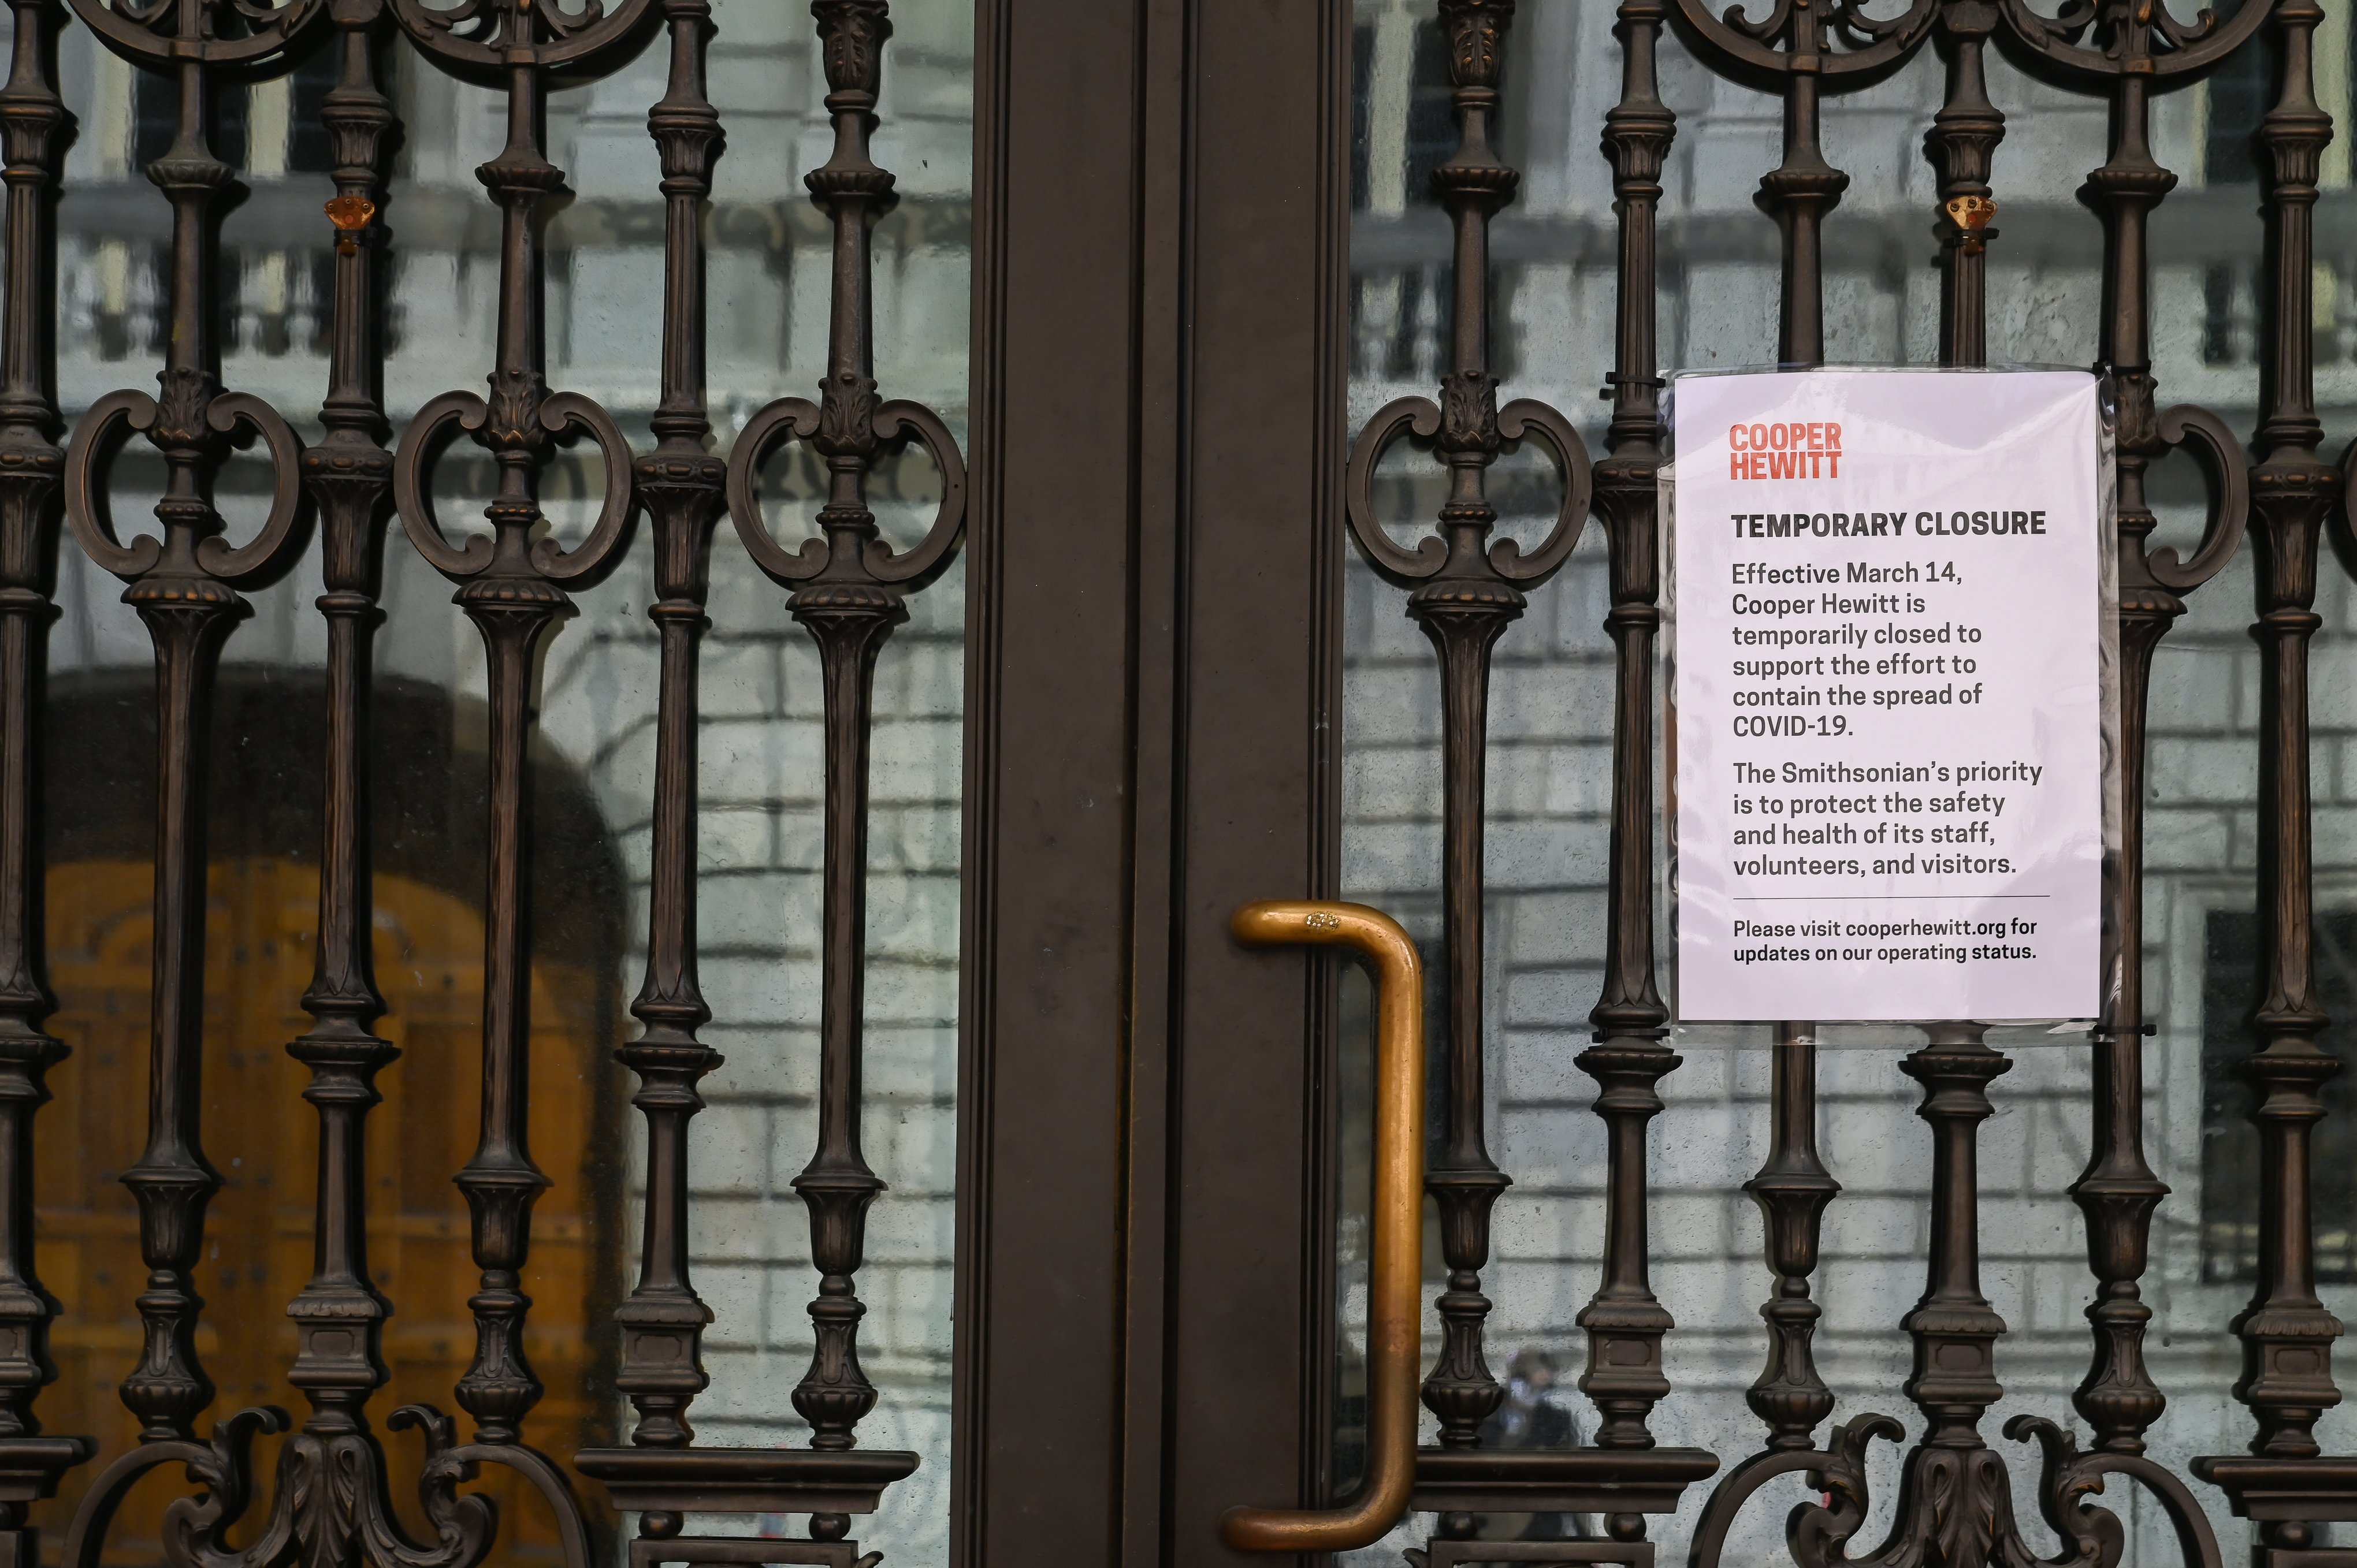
954,3 -> 1354,1563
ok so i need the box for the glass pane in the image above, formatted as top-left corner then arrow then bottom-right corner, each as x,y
1343,2 -> 2331,1563
34,5 -> 969,1567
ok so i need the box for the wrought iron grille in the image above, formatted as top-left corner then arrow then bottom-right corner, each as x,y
0,0 -> 965,1565
1336,1 -> 2357,1566
8,0 -> 2357,1563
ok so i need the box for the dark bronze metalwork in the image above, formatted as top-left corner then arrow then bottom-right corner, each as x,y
1741,1023 -> 1835,1452
14,0 -> 965,1552
610,0 -> 726,1458
1879,1026 -> 2026,1565
672,0 -> 958,1544
1341,0 -> 1592,1455
45,0 -> 365,1557
49,1 -> 536,1563
2229,0 -> 2344,1463
159,11 -> 517,1568
0,0 -> 88,1552
2200,0 -> 2357,1545
15,0 -> 2357,1562
632,1530 -> 883,1568
1668,4 -> 2262,1566
56,0 -> 318,1465
578,2 -> 931,1557
1410,1529 -> 1659,1568
1927,2 -> 2002,367
283,0 -> 398,1457
725,0 -> 965,1455
1344,2 -> 1722,1555
1667,0 -> 1937,366
376,0 -> 653,1557
1580,0 -> 1691,1476
388,0 -> 645,1465
1985,0 -> 2258,1487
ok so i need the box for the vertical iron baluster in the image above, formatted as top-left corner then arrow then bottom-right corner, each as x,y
284,0 -> 398,1447
1741,1023 -> 1835,1451
2203,2 -> 2357,1533
615,0 -> 727,1459
2064,31 -> 2185,1440
578,0 -> 921,1541
1572,1034 -> 1675,1454
1668,0 -> 1937,367
55,0 -> 317,1448
2053,57 -> 2251,1488
1340,0 -> 1594,1459
2235,0 -> 2345,1464
1412,0 -> 1517,1448
1579,0 -> 1686,1464
722,0 -> 967,1480
1878,1026 -> 2025,1558
1681,6 -> 2258,1566
1927,1 -> 2001,367
1984,0 -> 2255,1495
0,0 -> 87,1542
1761,50 -> 1842,366
388,0 -> 646,1466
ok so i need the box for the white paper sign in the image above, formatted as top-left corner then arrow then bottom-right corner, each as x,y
1671,368 -> 2105,1023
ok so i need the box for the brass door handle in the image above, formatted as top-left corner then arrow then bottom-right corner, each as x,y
1220,901 -> 1425,1554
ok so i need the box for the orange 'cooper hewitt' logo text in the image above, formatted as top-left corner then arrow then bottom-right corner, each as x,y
1728,420 -> 1840,480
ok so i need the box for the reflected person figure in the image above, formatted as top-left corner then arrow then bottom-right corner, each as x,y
1475,1350 -> 1593,1542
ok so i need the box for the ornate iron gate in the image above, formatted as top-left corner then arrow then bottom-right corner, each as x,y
1316,2 -> 2357,1567
1,0 -> 2352,1565
0,0 -> 961,1564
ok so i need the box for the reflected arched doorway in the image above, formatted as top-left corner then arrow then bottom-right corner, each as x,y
31,667 -> 629,1568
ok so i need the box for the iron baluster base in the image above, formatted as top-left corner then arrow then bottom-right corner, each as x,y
49,1405 -> 627,1568
1688,1414 -> 2222,1568
1410,1532 -> 1656,1568
2195,1455 -> 2357,1568
578,1445 -> 919,1551
633,1530 -> 883,1568
1411,1446 -> 1717,1551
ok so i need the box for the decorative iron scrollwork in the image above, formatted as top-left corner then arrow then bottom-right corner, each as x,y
1343,0 -> 1600,1462
53,7 -> 318,1554
723,0 -> 963,1483
1657,0 -> 2272,1545
377,0 -> 653,1560
1690,1032 -> 2226,1568
1975,0 -> 2259,1481
1667,0 -> 1938,363
2198,1 -> 2357,1541
0,0 -> 91,1546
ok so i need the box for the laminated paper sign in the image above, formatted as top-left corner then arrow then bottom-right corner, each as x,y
1670,368 -> 2104,1023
